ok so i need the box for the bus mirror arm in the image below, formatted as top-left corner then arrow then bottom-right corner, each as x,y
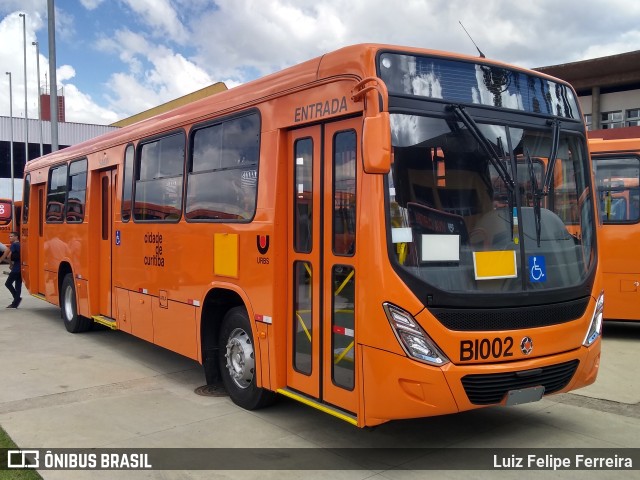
352,78 -> 392,174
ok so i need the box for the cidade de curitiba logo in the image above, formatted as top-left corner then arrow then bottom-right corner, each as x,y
520,336 -> 534,355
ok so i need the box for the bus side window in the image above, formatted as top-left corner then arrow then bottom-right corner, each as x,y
630,190 -> 640,221
22,174 -> 31,223
122,145 -> 134,222
333,130 -> 356,256
134,132 -> 185,222
66,159 -> 87,223
47,164 -> 68,223
186,112 -> 260,221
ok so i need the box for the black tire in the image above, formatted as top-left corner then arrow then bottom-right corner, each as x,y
203,347 -> 221,385
219,306 -> 276,410
61,274 -> 92,333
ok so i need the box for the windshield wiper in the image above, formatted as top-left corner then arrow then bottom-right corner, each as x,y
525,148 -> 542,247
448,105 -> 515,193
497,136 -> 517,241
542,119 -> 561,195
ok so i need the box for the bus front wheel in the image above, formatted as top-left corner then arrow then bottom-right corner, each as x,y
61,274 -> 92,333
218,306 -> 276,410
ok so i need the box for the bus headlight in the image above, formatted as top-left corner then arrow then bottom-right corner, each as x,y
383,302 -> 449,366
583,291 -> 604,347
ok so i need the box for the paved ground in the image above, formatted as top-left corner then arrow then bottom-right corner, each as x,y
0,283 -> 639,479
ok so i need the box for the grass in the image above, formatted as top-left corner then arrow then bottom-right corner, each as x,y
0,425 -> 42,480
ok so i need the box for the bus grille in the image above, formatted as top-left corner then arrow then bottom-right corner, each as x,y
429,297 -> 590,331
461,360 -> 579,405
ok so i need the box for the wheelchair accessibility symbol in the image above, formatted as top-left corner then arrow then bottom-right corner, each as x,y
528,256 -> 546,282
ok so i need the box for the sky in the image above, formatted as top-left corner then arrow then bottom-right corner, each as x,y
0,0 -> 639,126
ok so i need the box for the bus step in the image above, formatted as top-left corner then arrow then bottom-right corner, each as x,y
276,387 -> 357,426
92,315 -> 118,330
31,293 -> 46,301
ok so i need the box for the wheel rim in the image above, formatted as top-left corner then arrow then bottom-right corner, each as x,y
63,286 -> 74,322
224,327 -> 255,389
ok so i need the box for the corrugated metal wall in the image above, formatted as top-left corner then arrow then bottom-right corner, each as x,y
0,117 -> 118,145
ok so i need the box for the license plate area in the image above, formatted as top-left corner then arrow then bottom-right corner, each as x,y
505,385 -> 545,406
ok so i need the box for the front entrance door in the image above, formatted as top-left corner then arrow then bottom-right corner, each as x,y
286,118 -> 360,415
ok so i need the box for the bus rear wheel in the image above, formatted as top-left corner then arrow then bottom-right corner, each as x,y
219,306 -> 276,410
61,274 -> 92,333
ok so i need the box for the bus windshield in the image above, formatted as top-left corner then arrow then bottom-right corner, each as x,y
387,112 -> 595,299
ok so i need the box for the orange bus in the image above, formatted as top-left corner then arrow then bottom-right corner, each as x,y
590,137 -> 640,321
21,44 -> 602,427
0,198 -> 21,250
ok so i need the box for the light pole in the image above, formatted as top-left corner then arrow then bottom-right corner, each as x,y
47,0 -> 59,151
6,72 -> 16,224
19,12 -> 29,164
33,41 -> 43,157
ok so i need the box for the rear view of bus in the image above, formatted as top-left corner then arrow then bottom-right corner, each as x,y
0,198 -> 15,249
364,51 -> 602,423
590,137 -> 640,321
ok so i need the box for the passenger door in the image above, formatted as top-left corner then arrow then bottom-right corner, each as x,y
98,169 -> 116,317
287,118 -> 360,415
35,186 -> 46,295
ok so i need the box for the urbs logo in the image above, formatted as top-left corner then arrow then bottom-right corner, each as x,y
257,235 -> 270,255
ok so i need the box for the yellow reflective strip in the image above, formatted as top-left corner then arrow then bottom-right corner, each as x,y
276,389 -> 358,426
295,311 -> 312,342
334,340 -> 354,364
334,269 -> 354,296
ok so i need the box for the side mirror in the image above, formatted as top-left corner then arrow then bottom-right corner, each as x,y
362,112 -> 391,174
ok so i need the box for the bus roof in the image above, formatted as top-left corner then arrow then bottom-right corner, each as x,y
26,43 -> 572,171
589,137 -> 640,154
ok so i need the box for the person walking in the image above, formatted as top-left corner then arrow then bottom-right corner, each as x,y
0,231 -> 22,308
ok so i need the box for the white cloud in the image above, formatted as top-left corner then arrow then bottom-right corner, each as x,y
79,0 -> 106,10
121,0 -> 189,44
188,0 -> 640,82
3,0 -> 640,126
0,9 -> 122,124
56,64 -> 76,82
105,72 -> 162,114
61,83 -> 119,124
0,12 -> 42,119
0,0 -> 45,16
95,28 -> 213,118
580,30 -> 640,61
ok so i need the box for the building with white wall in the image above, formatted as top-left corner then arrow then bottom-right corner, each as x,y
0,117 -> 117,200
536,50 -> 640,139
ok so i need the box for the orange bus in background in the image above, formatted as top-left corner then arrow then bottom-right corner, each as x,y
0,198 -> 21,250
590,137 -> 640,321
21,44 -> 603,427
